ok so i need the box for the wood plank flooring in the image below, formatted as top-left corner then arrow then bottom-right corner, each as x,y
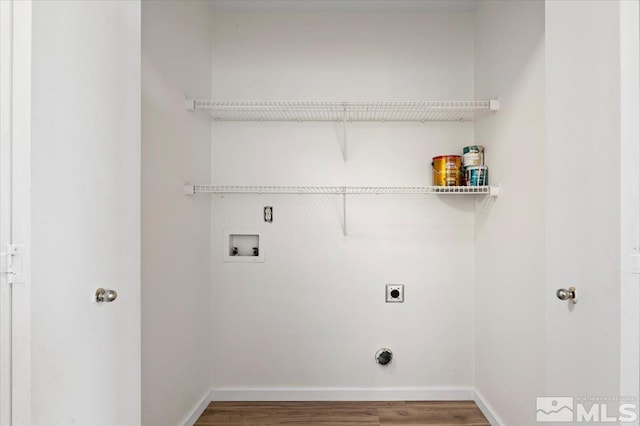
194,401 -> 490,425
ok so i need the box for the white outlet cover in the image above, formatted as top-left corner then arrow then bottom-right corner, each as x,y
386,284 -> 404,303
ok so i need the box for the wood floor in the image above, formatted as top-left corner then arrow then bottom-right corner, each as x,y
194,401 -> 490,425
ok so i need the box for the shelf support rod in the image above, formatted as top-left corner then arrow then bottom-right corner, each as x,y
342,190 -> 347,236
341,104 -> 347,162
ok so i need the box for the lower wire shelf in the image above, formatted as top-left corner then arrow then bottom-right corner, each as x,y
185,184 -> 500,197
185,183 -> 499,236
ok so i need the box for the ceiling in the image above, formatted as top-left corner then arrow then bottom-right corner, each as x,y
207,0 -> 479,12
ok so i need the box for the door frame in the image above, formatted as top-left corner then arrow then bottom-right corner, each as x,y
620,0 -> 640,404
0,0 -> 13,421
0,1 -> 32,424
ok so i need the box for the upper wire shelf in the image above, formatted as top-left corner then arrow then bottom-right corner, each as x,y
185,99 -> 499,122
185,184 -> 500,197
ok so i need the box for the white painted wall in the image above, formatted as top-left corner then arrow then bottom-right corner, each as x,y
545,0 -> 622,404
141,1 -> 213,425
473,1 -> 545,424
31,1 -> 141,424
25,2 -> 631,424
209,11 -> 477,394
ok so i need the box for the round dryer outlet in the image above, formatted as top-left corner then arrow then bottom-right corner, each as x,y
375,348 -> 393,366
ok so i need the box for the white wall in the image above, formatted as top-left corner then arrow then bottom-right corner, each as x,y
209,11 -> 477,394
474,1 -> 545,424
545,0 -> 621,404
142,1 -> 213,424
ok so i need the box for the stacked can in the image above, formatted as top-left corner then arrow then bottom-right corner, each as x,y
462,146 -> 488,186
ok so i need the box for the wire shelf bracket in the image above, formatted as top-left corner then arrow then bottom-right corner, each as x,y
341,106 -> 348,162
342,191 -> 347,236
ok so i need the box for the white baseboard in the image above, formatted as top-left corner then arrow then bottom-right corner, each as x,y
210,386 -> 474,401
473,388 -> 504,426
183,385 -> 502,425
180,388 -> 213,426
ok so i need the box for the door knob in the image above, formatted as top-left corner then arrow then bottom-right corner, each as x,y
95,288 -> 118,303
556,286 -> 576,304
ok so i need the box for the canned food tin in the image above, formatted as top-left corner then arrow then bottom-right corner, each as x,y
432,155 -> 462,186
462,145 -> 484,167
464,166 -> 489,186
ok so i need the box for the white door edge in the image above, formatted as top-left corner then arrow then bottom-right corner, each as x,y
0,0 -> 14,423
620,0 -> 640,404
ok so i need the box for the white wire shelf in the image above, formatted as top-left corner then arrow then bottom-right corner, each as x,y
185,184 -> 500,196
186,183 -> 500,235
185,100 -> 499,122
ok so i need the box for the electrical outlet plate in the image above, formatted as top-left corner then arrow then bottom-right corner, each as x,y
264,206 -> 273,223
386,284 -> 404,303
